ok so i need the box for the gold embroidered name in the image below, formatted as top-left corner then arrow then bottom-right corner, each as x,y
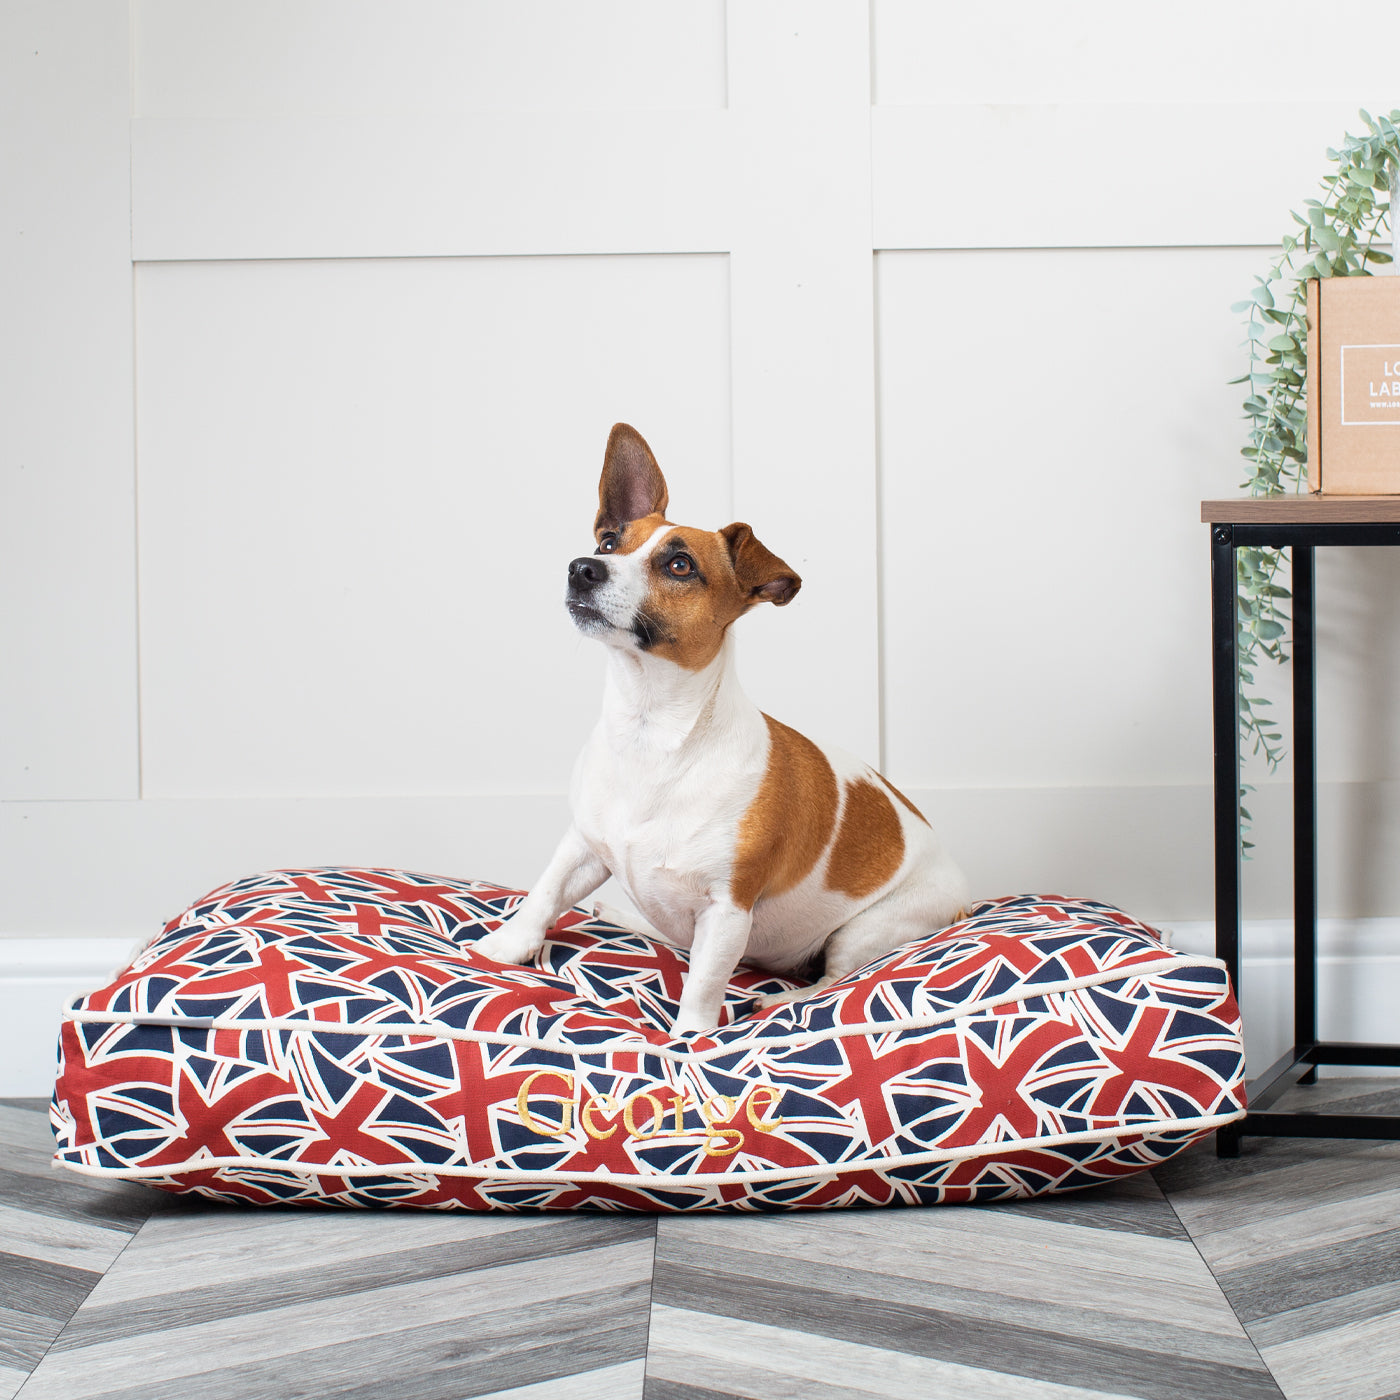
514,1071 -> 783,1157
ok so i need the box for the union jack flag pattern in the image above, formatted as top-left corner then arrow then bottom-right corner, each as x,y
51,869 -> 1246,1211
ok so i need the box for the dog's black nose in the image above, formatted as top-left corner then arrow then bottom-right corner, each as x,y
568,557 -> 608,593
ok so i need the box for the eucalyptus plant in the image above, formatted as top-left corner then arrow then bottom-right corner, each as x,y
1231,109 -> 1400,842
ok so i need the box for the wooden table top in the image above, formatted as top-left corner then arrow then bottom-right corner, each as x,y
1201,495 -> 1400,524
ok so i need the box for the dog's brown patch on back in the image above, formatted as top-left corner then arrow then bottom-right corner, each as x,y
825,778 -> 905,900
875,771 -> 930,826
730,715 -> 839,910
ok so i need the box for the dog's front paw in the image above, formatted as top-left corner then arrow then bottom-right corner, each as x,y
670,1010 -> 719,1037
750,988 -> 810,1013
752,976 -> 835,1012
473,921 -> 545,965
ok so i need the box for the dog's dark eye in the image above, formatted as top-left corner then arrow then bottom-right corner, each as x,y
668,554 -> 695,578
597,533 -> 620,554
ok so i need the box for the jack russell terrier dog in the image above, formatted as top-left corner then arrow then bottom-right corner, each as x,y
475,424 -> 969,1034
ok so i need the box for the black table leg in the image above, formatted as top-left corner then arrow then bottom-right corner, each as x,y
1211,525 -> 1242,1157
1202,507 -> 1400,1144
1293,544 -> 1318,1084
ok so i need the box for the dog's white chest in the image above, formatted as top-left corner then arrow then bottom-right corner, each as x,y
570,717 -> 764,946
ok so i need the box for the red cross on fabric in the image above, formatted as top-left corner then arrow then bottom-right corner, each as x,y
318,928 -> 458,991
818,1032 -> 925,1145
946,1029 -> 1064,1146
179,943 -> 308,1019
58,1030 -> 176,1145
157,1065 -> 288,1166
294,1078 -> 399,1167
446,1041 -> 551,1164
362,873 -> 475,922
972,933 -> 1063,980
1082,1006 -> 1224,1119
289,875 -> 334,903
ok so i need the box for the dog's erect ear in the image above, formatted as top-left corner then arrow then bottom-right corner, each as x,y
596,423 -> 669,533
720,522 -> 802,607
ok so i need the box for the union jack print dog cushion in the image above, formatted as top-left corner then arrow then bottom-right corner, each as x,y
51,868 -> 1246,1211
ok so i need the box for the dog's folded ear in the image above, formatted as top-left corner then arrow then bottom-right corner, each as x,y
596,423 -> 669,533
720,522 -> 802,607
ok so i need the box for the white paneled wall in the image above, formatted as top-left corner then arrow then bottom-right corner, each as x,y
2,1 -> 137,802
4,1 -> 1400,1089
878,246 -> 1257,794
873,1 -> 1397,105
134,254 -> 732,799
133,1 -> 729,115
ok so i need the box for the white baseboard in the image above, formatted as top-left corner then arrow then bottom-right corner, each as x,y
6,921 -> 1397,1098
0,938 -> 137,1099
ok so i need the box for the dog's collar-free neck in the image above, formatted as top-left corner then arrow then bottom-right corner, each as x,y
599,630 -> 745,755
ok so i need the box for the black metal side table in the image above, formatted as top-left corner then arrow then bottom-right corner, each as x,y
1205,496 -> 1400,1155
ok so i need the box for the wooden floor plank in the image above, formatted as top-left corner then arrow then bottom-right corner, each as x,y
645,1381 -> 759,1400
975,1171 -> 1189,1241
477,1357 -> 647,1399
0,1302 -> 81,1374
651,1184 -> 1280,1400
0,1167 -> 155,1236
77,1201 -> 549,1302
0,1104 -> 62,1156
1248,1278 -> 1400,1351
0,1202 -> 140,1276
654,1231 -> 1261,1371
19,1224 -> 654,1400
1158,1141 -> 1400,1240
1157,1083 -> 1400,1400
1182,1183 -> 1400,1277
646,1304 -> 1144,1400
1220,1225 -> 1400,1325
660,1201 -> 1260,1341
652,1259 -> 1278,1400
0,1101 -> 156,1390
1261,1307 -> 1400,1400
56,1212 -> 643,1348
47,1286 -> 652,1400
0,1252 -> 101,1329
0,1102 -> 158,1237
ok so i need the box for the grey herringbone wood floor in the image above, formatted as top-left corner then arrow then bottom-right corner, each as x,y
3,1085 -> 1398,1400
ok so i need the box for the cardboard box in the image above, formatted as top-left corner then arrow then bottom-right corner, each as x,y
1307,276 -> 1400,493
